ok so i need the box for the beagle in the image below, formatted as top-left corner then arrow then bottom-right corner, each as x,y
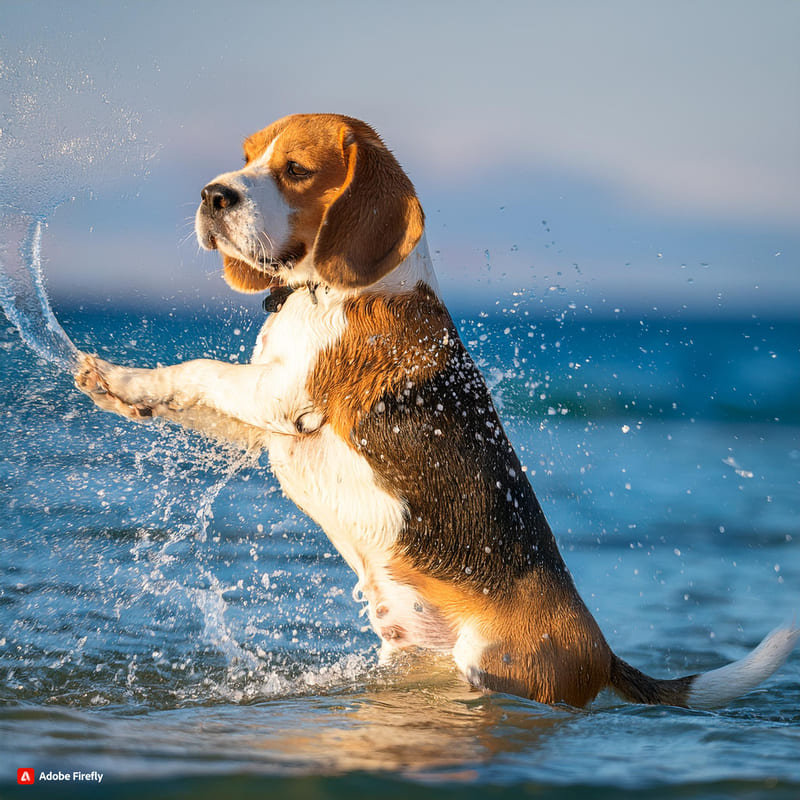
75,113 -> 798,707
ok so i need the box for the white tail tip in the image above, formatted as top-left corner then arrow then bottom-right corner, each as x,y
688,625 -> 800,709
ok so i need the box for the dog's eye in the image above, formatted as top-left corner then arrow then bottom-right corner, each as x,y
286,161 -> 312,179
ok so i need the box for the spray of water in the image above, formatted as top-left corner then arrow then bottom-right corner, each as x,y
0,48 -> 157,370
0,216 -> 79,369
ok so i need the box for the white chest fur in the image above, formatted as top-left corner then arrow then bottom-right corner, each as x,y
250,290 -> 400,592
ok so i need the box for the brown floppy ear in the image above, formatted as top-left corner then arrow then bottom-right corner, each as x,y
312,125 -> 425,289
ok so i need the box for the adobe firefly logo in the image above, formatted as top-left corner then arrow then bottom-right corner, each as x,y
17,768 -> 35,785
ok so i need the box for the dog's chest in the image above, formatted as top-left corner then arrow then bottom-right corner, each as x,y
250,294 -> 456,651
250,299 -> 395,560
251,294 -> 404,551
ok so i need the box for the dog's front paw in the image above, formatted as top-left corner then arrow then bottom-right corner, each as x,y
74,354 -> 154,421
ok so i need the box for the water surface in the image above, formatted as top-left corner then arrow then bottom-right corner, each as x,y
1,309 -> 798,798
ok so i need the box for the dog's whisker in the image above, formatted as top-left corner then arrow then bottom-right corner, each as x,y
259,229 -> 276,253
178,230 -> 198,248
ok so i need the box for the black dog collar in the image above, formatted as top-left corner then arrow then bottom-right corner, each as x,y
262,285 -> 295,313
262,282 -> 324,313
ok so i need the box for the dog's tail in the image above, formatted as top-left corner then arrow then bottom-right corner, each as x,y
609,626 -> 800,708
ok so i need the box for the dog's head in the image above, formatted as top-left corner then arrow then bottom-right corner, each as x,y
195,113 -> 425,293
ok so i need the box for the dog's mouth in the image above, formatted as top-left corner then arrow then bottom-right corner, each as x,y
255,241 -> 307,277
255,253 -> 289,273
214,237 -> 311,296
214,234 -> 305,280
201,218 -> 308,295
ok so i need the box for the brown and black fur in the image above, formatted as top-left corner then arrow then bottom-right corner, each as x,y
308,281 -> 699,706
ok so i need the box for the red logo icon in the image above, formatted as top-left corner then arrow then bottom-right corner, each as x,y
17,768 -> 35,785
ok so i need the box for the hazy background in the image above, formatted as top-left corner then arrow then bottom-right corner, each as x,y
2,0 -> 799,317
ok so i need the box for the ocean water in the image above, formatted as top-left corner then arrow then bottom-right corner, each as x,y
1,304 -> 799,799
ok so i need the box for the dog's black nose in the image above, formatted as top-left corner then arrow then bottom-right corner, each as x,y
201,182 -> 240,212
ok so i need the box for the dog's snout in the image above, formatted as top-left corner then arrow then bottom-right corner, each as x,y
201,182 -> 241,212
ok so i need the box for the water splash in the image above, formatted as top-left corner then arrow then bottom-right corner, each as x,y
0,47 -> 157,371
0,216 -> 79,370
128,435 -> 267,679
0,50 -> 156,215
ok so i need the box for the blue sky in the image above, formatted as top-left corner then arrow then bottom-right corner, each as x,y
2,0 -> 799,316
